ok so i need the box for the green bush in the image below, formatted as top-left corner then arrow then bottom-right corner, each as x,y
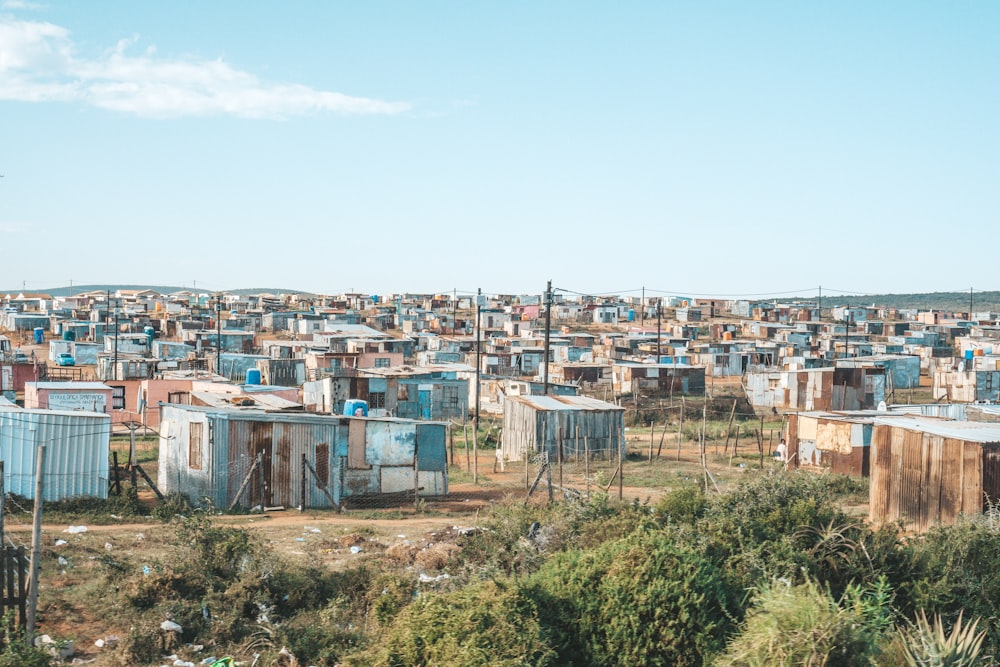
150,491 -> 195,522
718,578 -> 894,667
0,624 -> 52,667
694,471 -> 892,598
654,482 -> 707,525
525,527 -> 739,666
356,580 -> 556,667
901,518 -> 1000,655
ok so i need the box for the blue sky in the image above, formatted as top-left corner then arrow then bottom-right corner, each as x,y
0,2 -> 997,298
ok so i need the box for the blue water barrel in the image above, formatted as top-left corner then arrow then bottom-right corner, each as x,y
245,368 -> 262,385
627,309 -> 635,322
143,326 -> 155,344
344,399 -> 368,417
965,349 -> 975,360
33,327 -> 44,344
62,330 -> 76,341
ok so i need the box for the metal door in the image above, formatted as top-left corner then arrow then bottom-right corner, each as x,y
418,387 -> 432,420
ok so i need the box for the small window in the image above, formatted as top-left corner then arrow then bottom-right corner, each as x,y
110,385 -> 126,410
374,357 -> 390,368
442,385 -> 460,408
369,391 -> 386,409
189,422 -> 203,470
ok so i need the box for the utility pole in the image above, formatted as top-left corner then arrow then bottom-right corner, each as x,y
113,305 -> 120,381
641,286 -> 645,325
216,294 -> 222,375
0,461 -> 5,547
970,287 -> 974,321
656,298 -> 662,361
26,444 -> 45,646
843,306 -> 850,360
453,288 -> 457,334
473,289 -> 482,484
543,280 -> 552,395
817,285 -> 822,320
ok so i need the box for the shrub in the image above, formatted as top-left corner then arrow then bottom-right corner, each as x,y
718,578 -> 894,667
356,580 -> 556,667
150,491 -> 195,522
654,482 -> 707,525
900,517 -> 1000,655
525,527 -> 739,666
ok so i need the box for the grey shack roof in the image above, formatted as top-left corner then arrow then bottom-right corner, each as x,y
873,415 -> 1000,443
507,395 -> 624,412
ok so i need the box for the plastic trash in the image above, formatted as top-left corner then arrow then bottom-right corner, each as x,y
349,546 -> 363,554
64,525 -> 88,534
142,565 -> 152,575
160,620 -> 183,633
54,539 -> 67,547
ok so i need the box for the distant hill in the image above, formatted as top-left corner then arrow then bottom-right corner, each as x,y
1,284 -> 312,297
788,291 -> 1000,314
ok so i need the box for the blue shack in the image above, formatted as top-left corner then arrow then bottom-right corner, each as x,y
158,403 -> 448,510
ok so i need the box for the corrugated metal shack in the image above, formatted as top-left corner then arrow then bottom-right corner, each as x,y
869,416 -> 1000,531
158,404 -> 447,510
837,354 -> 921,390
501,395 -> 625,463
303,367 -> 470,420
933,369 -> 1000,403
0,406 -> 111,500
612,362 -> 706,395
785,411 -> 873,476
968,405 -> 1000,423
745,367 -> 885,414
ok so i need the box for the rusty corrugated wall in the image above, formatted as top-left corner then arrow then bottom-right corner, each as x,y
870,424 -> 986,532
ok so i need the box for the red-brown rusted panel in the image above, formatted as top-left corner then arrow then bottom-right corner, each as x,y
939,439 -> 963,525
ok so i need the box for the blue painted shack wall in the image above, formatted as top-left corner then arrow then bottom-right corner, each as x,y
394,378 -> 468,421
159,405 -> 449,508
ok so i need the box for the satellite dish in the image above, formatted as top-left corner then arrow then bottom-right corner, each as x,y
877,401 -> 887,412
958,361 -> 966,373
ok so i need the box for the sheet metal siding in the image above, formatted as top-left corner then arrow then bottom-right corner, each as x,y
982,444 -> 1000,509
501,397 -> 624,461
828,447 -> 869,477
0,411 -> 110,500
157,409 -> 213,503
869,425 -> 892,525
870,422 -> 990,531
224,418 -> 342,509
416,423 -> 447,472
161,406 -> 445,505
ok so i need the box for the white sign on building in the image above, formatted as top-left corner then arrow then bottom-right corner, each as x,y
48,392 -> 107,413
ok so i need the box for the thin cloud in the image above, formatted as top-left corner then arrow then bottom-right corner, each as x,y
0,221 -> 33,234
1,1 -> 45,10
0,17 -> 410,119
